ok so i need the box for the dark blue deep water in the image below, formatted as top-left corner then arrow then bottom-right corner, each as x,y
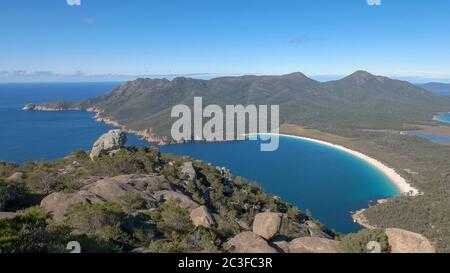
0,83 -> 400,233
0,82 -> 148,163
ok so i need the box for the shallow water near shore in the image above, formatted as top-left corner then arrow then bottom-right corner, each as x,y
159,136 -> 399,233
0,82 -> 400,233
435,113 -> 450,124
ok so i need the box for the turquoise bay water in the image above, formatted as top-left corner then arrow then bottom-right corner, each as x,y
160,137 -> 399,233
436,113 -> 450,124
0,83 -> 400,233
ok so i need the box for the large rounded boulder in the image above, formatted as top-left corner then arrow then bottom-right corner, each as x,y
385,228 -> 435,253
226,232 -> 278,253
190,206 -> 215,228
40,192 -> 104,223
252,212 -> 282,240
90,130 -> 127,160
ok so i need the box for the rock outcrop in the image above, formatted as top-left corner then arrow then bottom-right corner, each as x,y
272,240 -> 290,253
180,162 -> 197,182
40,175 -> 169,223
5,172 -> 24,183
0,212 -> 20,220
130,247 -> 156,253
22,103 -> 36,111
40,192 -> 104,223
153,190 -> 199,211
252,212 -> 282,240
226,232 -> 277,253
288,237 -> 340,253
190,205 -> 215,228
385,228 -> 435,253
90,130 -> 127,160
81,175 -> 157,205
305,220 -> 331,239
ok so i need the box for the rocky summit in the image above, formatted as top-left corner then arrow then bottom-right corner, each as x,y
90,129 -> 127,160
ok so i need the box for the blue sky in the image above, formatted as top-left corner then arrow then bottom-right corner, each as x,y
1,0 -> 450,82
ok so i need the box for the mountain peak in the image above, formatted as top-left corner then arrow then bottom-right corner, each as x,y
345,70 -> 383,85
281,72 -> 316,82
349,70 -> 375,78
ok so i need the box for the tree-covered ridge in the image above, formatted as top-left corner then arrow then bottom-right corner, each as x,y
34,71 -> 450,139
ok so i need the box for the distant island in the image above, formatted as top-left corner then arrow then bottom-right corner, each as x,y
23,71 -> 450,252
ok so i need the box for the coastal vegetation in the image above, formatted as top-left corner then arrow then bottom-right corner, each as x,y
0,133 -> 439,253
19,71 -> 450,252
0,145 -> 326,253
339,229 -> 389,253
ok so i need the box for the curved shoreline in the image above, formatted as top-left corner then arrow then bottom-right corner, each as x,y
21,104 -> 421,197
255,133 -> 420,196
434,113 -> 450,124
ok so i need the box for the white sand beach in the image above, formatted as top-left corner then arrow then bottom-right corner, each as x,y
255,133 -> 420,196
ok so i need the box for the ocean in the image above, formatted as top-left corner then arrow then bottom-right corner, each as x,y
0,82 -> 400,233
436,113 -> 450,123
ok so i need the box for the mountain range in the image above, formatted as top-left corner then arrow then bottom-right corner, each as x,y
32,71 -> 450,142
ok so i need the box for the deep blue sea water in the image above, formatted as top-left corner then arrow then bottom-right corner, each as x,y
160,137 -> 399,233
0,82 -> 401,233
0,82 -> 148,163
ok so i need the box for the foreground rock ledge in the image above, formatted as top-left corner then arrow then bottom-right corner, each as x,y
226,232 -> 278,253
288,237 -> 340,253
252,212 -> 282,240
385,228 -> 436,253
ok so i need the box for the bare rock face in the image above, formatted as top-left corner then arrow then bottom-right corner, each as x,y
153,190 -> 199,211
40,192 -> 104,223
190,205 -> 215,228
130,247 -> 156,253
252,212 -> 282,240
305,221 -> 332,239
90,130 -> 127,160
385,228 -> 435,253
288,237 -> 340,253
0,212 -> 20,220
81,175 -> 157,206
5,172 -> 24,183
40,175 -> 167,223
180,162 -> 197,182
272,240 -> 290,253
226,232 -> 278,253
